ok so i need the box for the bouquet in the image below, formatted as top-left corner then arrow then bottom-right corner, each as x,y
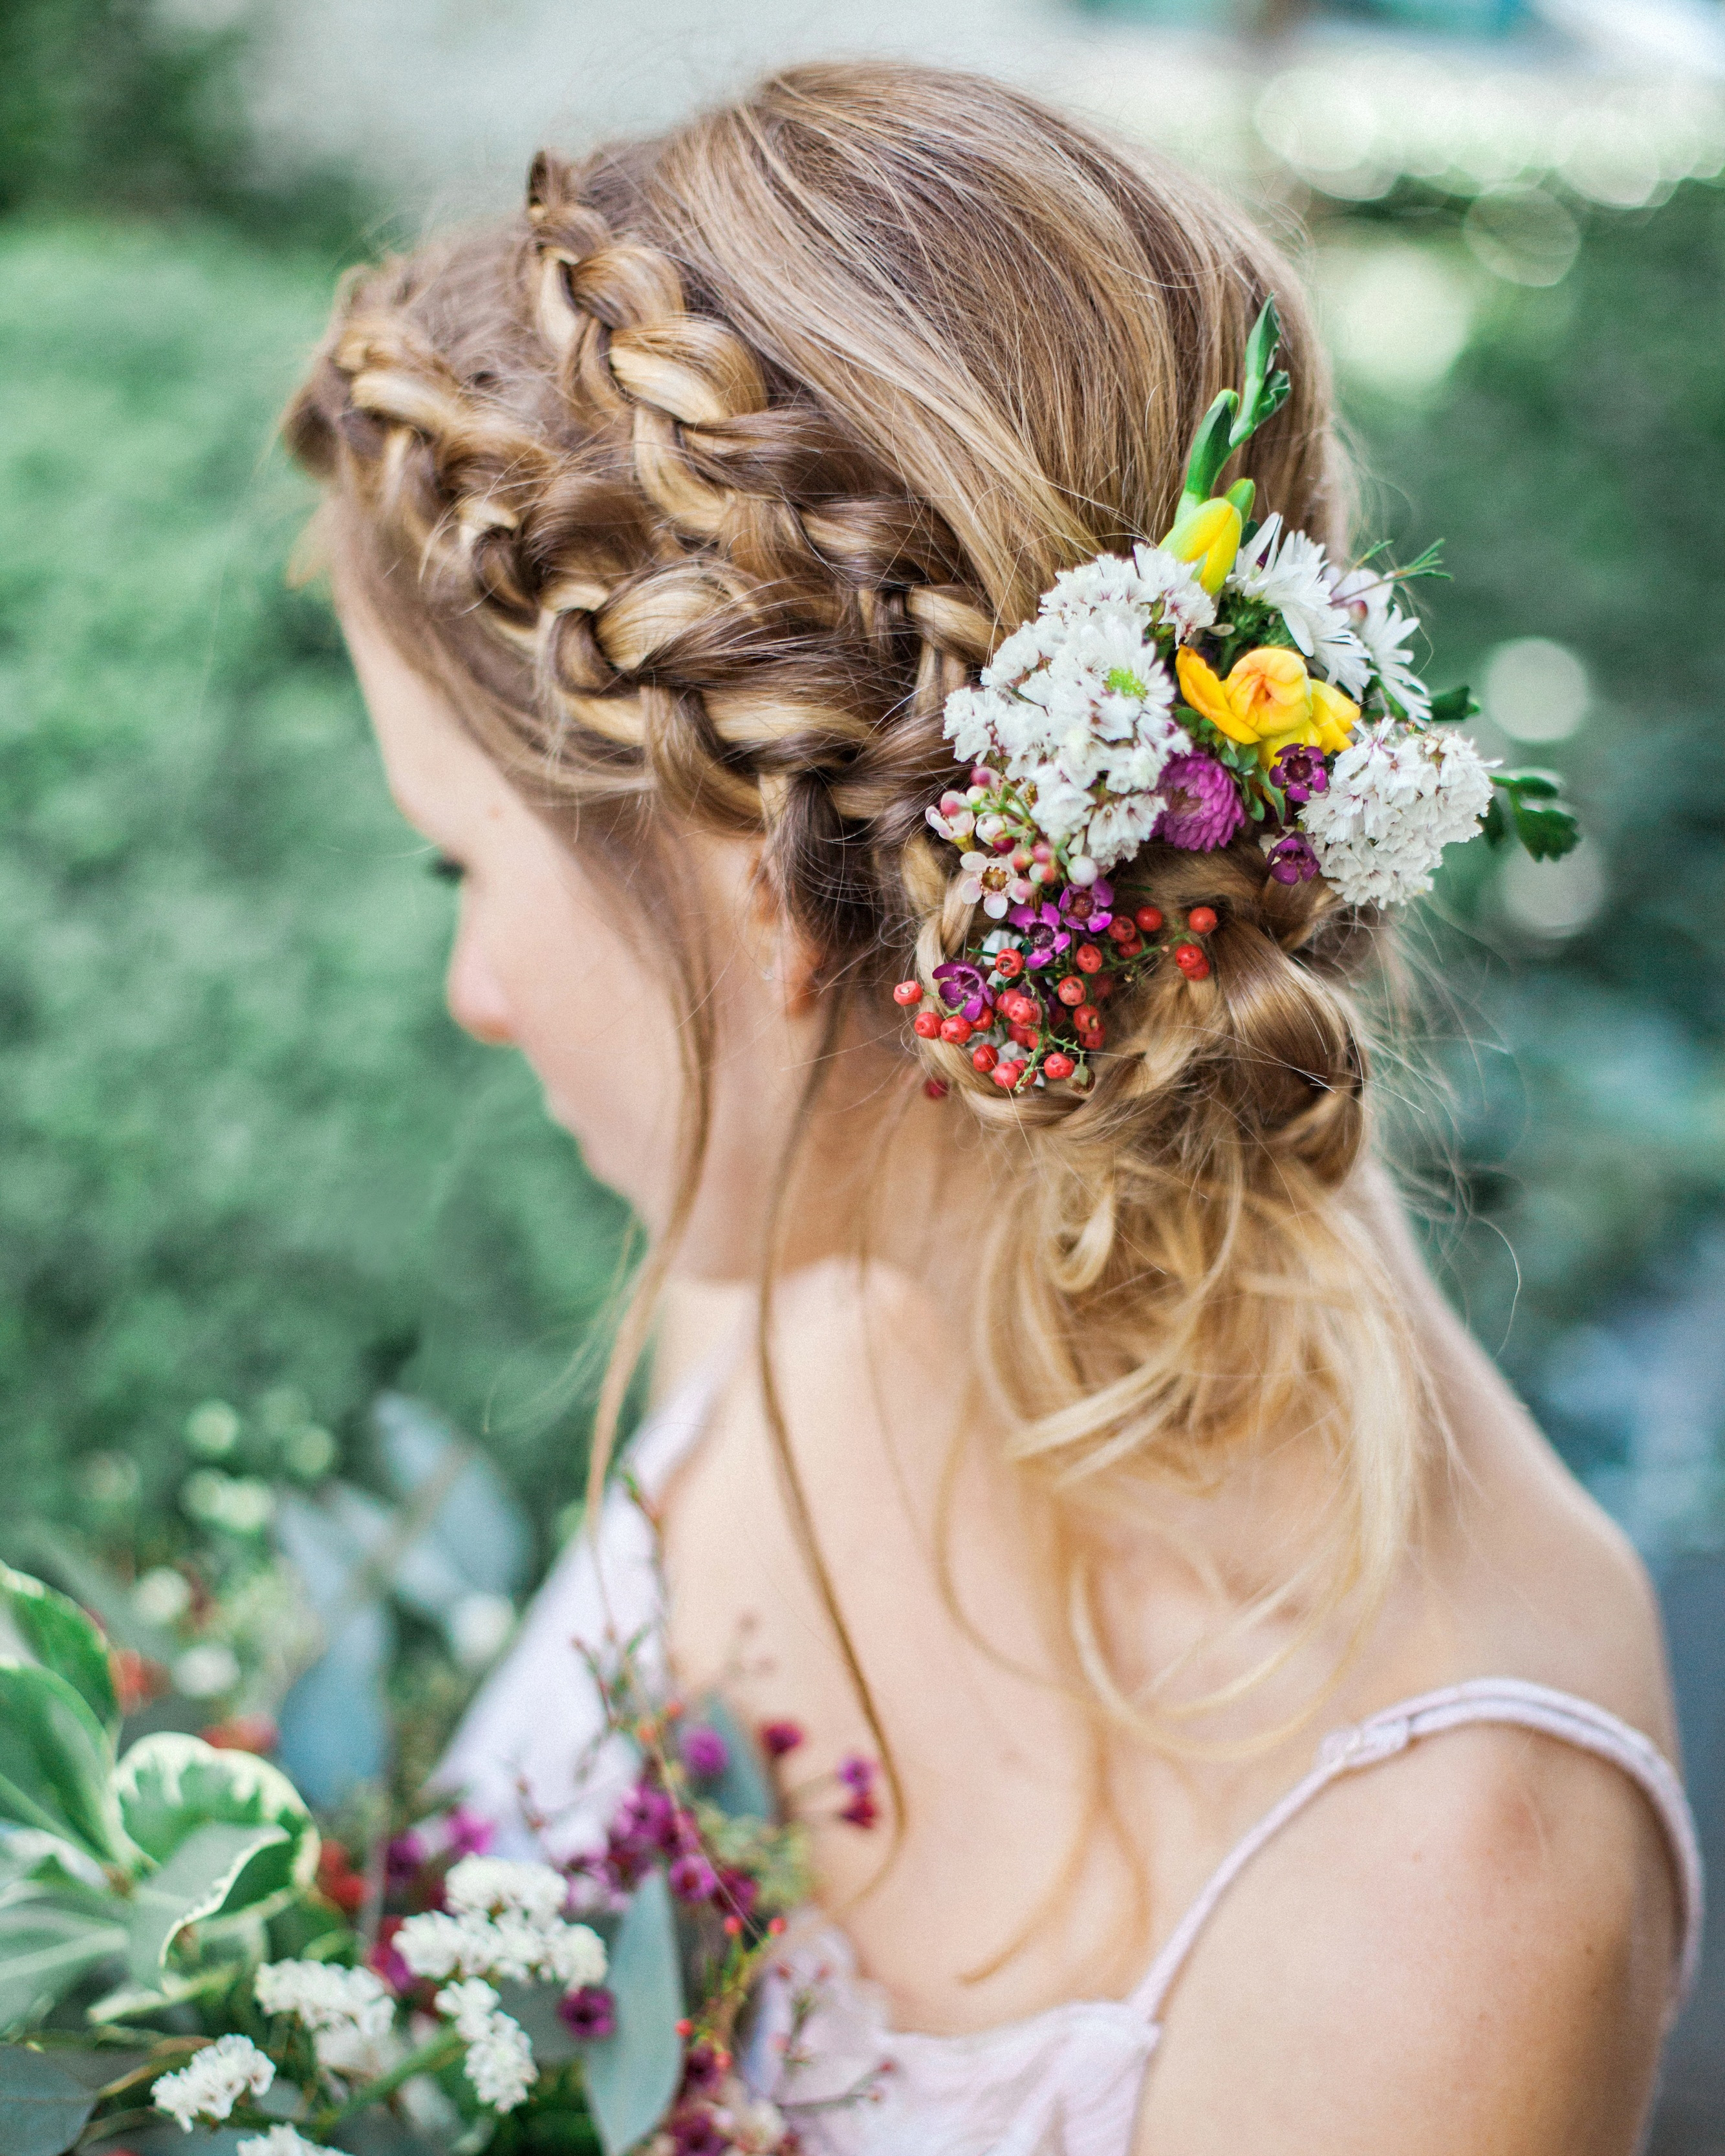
0,1560 -> 875,2155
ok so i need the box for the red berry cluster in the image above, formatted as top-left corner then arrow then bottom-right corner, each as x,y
893,902 -> 1219,1096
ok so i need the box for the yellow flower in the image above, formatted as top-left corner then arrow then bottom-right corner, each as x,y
1165,497 -> 1243,594
1174,644 -> 1362,762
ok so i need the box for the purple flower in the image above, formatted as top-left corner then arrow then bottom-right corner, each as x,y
1265,834 -> 1321,885
1154,755 -> 1246,852
669,2108 -> 730,2156
680,1725 -> 730,1780
681,2040 -> 728,2096
558,1984 -> 617,2040
1006,900 -> 1071,969
444,1807 -> 495,1860
1268,744 -> 1328,804
669,1851 -> 719,1903
384,1831 -> 425,1890
932,960 -> 993,1024
836,1754 -> 875,1794
1057,878 -> 1114,936
718,1867 -> 759,1918
759,1719 -> 804,1758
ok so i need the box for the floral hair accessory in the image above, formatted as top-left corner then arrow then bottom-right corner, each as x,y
902,299 -> 1579,1095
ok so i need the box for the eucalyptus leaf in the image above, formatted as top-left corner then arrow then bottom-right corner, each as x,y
0,1663 -> 130,1866
0,1900 -> 129,2034
375,1394 -> 531,1601
125,1820 -> 289,1983
0,1569 -> 118,1740
0,2045 -> 97,2156
494,1979 -> 583,2066
580,1868 -> 684,2156
114,1735 -> 317,1915
274,1599 -> 391,1811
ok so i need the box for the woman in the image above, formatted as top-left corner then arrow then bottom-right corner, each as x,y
287,63 -> 1698,2153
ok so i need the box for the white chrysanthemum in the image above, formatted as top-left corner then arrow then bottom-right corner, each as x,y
255,1959 -> 394,2038
237,2131 -> 327,2156
1228,515 -> 1369,693
444,1855 -> 569,1924
1332,566 -> 1431,724
152,2034 -> 275,2131
1127,543 -> 1217,641
1299,724 -> 1494,907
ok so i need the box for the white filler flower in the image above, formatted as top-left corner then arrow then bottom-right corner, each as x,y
152,2034 -> 275,2131
397,1859 -> 606,1989
237,2131 -> 328,2156
255,1958 -> 394,2036
435,1978 -> 539,2113
1300,725 -> 1495,907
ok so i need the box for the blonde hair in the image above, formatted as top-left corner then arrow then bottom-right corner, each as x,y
287,61 -> 1433,1800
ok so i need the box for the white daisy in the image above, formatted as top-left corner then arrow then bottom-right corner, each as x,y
1332,566 -> 1432,723
1228,515 -> 1369,692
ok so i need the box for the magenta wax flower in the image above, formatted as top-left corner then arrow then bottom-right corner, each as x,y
1155,754 -> 1246,851
1058,877 -> 1114,935
760,1719 -> 805,1758
669,1851 -> 719,1903
680,1725 -> 730,1780
681,2039 -> 728,2096
444,1806 -> 495,1860
1265,833 -> 1320,884
932,960 -> 993,1023
669,2110 -> 730,2156
558,1984 -> 618,2040
1268,744 -> 1328,804
837,1754 -> 874,1793
840,1789 -> 880,1829
367,1917 -> 414,1996
384,1831 -> 425,1890
1007,899 -> 1071,969
718,1867 -> 759,1919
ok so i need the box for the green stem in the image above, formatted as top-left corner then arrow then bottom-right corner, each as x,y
314,2027 -> 464,2128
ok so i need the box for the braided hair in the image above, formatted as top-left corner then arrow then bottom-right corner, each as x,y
288,63 -> 1432,1769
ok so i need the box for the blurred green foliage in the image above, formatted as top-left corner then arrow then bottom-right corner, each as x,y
1347,184 -> 1725,1512
0,217 -> 629,1568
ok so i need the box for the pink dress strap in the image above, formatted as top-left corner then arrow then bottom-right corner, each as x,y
1129,1676 -> 1704,2027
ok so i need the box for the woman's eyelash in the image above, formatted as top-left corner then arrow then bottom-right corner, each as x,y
428,852 -> 466,884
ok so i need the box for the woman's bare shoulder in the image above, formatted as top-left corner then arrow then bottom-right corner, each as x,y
1137,1701 -> 1680,2153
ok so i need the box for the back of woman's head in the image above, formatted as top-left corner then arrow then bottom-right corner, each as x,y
290,61 -> 1424,1741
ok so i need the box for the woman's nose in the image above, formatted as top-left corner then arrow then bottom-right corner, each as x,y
446,914 -> 515,1046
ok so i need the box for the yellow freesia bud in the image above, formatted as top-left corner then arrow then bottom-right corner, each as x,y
1227,646 -> 1310,735
1165,497 -> 1244,595
1307,678 -> 1361,755
1175,647 -> 1254,742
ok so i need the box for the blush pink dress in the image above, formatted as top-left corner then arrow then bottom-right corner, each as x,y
439,1359 -> 1704,2156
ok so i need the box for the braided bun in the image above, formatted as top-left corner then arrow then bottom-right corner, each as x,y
288,62 -> 1425,1747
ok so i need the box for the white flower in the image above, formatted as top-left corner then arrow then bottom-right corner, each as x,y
1299,724 -> 1495,907
152,2035 -> 274,2131
435,1978 -> 503,2041
1332,566 -> 1432,724
1127,543 -> 1217,640
255,1959 -> 394,2039
237,2131 -> 327,2156
464,2013 -> 537,2112
444,1855 -> 570,1924
435,1979 -> 537,2114
395,1909 -> 500,1980
536,1919 -> 608,1989
1228,515 -> 1369,693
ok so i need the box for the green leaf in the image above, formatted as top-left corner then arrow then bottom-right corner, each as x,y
125,1820 -> 289,1984
581,1869 -> 685,2156
0,1569 -> 117,1742
1495,768 -> 1562,799
1178,388 -> 1239,512
697,1696 -> 774,1823
0,1900 -> 129,2034
1427,684 -> 1481,725
0,1664 -> 129,1866
1512,797 -> 1581,861
1483,793 -> 1508,846
114,1734 -> 318,1921
0,2046 -> 97,2156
